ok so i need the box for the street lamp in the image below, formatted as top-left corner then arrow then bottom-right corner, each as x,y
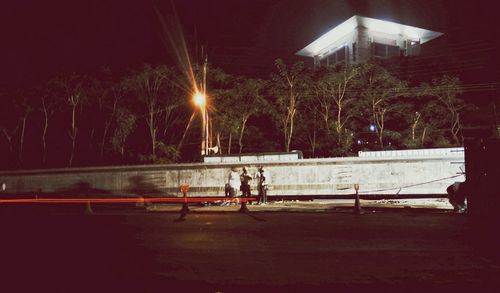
192,58 -> 210,157
193,92 -> 206,108
193,91 -> 208,156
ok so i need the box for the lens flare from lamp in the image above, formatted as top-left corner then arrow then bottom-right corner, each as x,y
193,92 -> 206,107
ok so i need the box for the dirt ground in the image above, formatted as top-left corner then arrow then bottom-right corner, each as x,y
1,204 -> 499,292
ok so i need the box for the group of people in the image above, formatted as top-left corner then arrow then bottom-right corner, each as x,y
226,165 -> 270,205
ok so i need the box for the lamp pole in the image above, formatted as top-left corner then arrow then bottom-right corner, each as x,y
194,92 -> 207,156
201,105 -> 206,156
194,58 -> 209,156
204,107 -> 209,155
203,58 -> 208,156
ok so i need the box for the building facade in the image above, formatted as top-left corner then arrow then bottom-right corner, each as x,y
296,15 -> 442,67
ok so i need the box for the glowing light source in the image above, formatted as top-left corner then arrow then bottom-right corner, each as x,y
296,15 -> 443,58
193,92 -> 206,107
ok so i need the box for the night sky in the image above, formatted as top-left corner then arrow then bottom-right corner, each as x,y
1,0 -> 498,89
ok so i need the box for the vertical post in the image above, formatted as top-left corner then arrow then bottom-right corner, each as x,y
205,109 -> 209,153
201,108 -> 206,156
354,183 -> 363,214
239,196 -> 250,213
84,185 -> 93,215
136,196 -> 146,208
202,57 -> 208,156
84,201 -> 93,214
180,185 -> 190,214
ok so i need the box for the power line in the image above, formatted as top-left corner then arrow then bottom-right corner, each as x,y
202,38 -> 497,77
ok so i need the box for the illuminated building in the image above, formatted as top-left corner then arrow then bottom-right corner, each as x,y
296,15 -> 443,67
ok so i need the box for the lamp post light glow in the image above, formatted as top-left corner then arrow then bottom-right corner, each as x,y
193,91 -> 208,156
193,92 -> 206,107
192,58 -> 210,157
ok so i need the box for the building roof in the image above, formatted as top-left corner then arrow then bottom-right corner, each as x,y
296,15 -> 443,58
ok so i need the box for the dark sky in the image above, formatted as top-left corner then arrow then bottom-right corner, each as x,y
1,0 -> 498,88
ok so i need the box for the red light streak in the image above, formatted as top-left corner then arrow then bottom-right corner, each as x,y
0,197 -> 257,204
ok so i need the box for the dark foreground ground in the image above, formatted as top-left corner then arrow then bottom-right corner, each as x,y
1,204 -> 499,292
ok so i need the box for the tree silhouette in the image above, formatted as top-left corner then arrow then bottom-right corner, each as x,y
357,63 -> 407,149
420,75 -> 464,145
271,59 -> 308,152
51,73 -> 88,167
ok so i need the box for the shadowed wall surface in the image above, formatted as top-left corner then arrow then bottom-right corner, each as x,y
0,154 -> 464,198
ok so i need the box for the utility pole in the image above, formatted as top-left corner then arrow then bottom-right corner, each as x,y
200,55 -> 209,156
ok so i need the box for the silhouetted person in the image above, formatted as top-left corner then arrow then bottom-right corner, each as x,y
255,166 -> 269,205
447,181 -> 467,213
240,166 -> 252,198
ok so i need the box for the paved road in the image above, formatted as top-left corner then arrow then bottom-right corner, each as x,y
1,206 -> 499,292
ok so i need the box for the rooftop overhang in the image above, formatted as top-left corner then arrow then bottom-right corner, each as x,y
296,15 -> 443,58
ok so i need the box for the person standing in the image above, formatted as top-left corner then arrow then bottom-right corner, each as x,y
255,166 -> 269,205
227,167 -> 241,199
240,166 -> 252,198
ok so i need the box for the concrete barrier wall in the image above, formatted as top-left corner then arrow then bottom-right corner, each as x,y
203,151 -> 302,163
0,155 -> 465,198
358,147 -> 464,158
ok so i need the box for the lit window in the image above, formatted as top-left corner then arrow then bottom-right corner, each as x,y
323,45 -> 347,66
372,42 -> 400,58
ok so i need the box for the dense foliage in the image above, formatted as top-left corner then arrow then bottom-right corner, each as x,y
0,61 -> 471,170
